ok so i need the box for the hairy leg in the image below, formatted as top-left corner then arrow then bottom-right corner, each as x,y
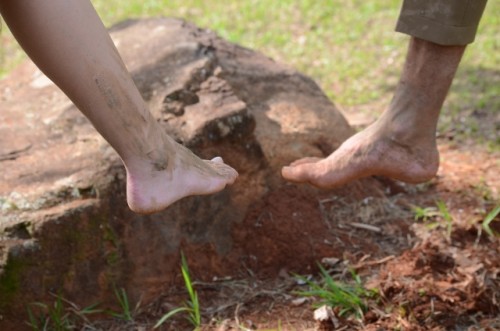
0,0 -> 238,214
282,37 -> 465,188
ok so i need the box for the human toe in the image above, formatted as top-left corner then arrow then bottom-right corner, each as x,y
281,163 -> 315,183
211,156 -> 224,163
288,157 -> 323,167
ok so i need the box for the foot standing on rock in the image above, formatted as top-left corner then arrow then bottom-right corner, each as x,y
0,0 -> 238,214
282,0 -> 487,188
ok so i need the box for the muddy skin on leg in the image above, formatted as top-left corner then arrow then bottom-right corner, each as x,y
0,0 -> 238,214
282,37 -> 466,188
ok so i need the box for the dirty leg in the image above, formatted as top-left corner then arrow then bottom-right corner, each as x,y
0,0 -> 238,214
282,37 -> 465,188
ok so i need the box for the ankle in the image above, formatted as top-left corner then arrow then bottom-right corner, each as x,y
124,144 -> 173,175
377,92 -> 440,145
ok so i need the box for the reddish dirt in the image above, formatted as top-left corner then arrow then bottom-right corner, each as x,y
82,141 -> 498,331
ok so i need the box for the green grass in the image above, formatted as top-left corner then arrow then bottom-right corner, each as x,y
108,287 -> 135,322
412,205 -> 441,223
27,298 -> 69,331
26,294 -> 102,331
412,200 -> 454,241
436,200 -> 453,242
295,265 -> 374,319
1,0 -> 498,146
154,252 -> 201,329
180,253 -> 201,328
482,205 -> 500,237
23,256 -> 201,330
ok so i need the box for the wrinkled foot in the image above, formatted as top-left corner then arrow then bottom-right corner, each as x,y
281,122 -> 439,188
126,144 -> 238,214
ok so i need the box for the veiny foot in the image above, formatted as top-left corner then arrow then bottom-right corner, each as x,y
125,143 -> 238,214
281,122 -> 440,188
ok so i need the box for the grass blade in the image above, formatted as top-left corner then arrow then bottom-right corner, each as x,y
153,307 -> 190,329
482,205 -> 500,237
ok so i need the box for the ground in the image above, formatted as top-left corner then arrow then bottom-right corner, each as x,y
2,2 -> 498,330
62,133 -> 497,331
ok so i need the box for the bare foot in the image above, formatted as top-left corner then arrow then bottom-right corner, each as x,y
282,37 -> 468,189
281,121 -> 439,188
126,142 -> 238,214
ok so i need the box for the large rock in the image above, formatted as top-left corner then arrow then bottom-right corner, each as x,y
0,18 -> 370,327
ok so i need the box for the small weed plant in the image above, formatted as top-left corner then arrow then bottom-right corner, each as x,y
413,200 -> 454,241
482,204 -> 500,237
27,298 -> 70,331
181,253 -> 201,327
436,200 -> 453,241
295,264 -> 374,319
108,286 -> 136,321
154,252 -> 201,329
412,205 -> 442,223
26,293 -> 101,331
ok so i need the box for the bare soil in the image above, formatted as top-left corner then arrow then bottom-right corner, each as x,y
86,140 -> 498,331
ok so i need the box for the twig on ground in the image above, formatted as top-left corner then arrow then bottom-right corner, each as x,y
351,255 -> 395,270
350,222 -> 382,233
234,303 -> 241,327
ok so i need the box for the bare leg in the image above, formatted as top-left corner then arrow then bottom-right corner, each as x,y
282,37 -> 465,188
0,0 -> 238,214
